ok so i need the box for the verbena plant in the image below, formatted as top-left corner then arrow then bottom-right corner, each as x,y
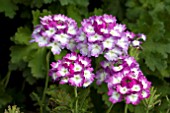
0,0 -> 170,113
28,13 -> 150,113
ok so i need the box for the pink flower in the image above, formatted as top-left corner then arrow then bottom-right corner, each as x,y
49,52 -> 95,87
32,14 -> 78,55
96,56 -> 151,105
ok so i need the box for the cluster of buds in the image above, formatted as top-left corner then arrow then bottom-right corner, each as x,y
76,14 -> 146,61
49,52 -> 95,87
32,14 -> 78,54
96,56 -> 151,105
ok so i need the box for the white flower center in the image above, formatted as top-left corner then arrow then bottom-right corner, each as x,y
110,30 -> 120,37
73,64 -> 82,72
113,65 -> 123,71
120,86 -> 128,94
132,40 -> 140,46
131,85 -> 141,92
129,94 -> 138,102
111,92 -> 120,101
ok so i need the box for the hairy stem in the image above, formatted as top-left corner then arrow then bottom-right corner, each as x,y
146,108 -> 149,113
4,70 -> 11,88
124,104 -> 128,113
106,104 -> 113,113
74,87 -> 78,113
40,51 -> 51,113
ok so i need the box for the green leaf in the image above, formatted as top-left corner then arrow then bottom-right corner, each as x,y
54,50 -> 67,61
59,0 -> 89,7
148,20 -> 165,42
47,85 -> 73,105
126,0 -> 138,8
23,68 -> 37,85
126,7 -> 145,21
134,104 -> 145,113
151,2 -> 165,14
93,55 -> 105,72
11,27 -> 32,45
93,83 -> 110,106
10,44 -> 37,64
28,48 -> 47,78
154,80 -> 170,96
9,60 -> 27,71
0,0 -> 18,18
143,87 -> 161,111
141,42 -> 170,71
78,88 -> 93,112
30,0 -> 44,8
128,104 -> 135,112
73,0 -> 89,7
165,5 -> 170,14
160,69 -> 170,78
102,0 -> 125,20
67,5 -> 82,27
30,92 -> 41,106
93,83 -> 108,94
142,52 -> 167,71
0,83 -> 12,108
93,8 -> 103,16
44,0 -> 55,4
32,9 -> 52,26
53,106 -> 70,111
59,0 -> 70,6
102,93 -> 111,107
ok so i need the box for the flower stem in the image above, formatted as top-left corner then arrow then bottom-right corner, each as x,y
40,51 -> 51,113
4,70 -> 11,88
106,104 -> 113,113
124,104 -> 128,113
146,108 -> 149,113
146,105 -> 150,113
74,87 -> 78,113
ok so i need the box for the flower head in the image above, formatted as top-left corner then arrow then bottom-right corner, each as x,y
32,14 -> 78,54
49,52 -> 95,87
77,14 -> 137,61
96,56 -> 151,105
76,14 -> 146,61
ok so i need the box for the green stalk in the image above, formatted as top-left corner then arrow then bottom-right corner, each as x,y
40,51 -> 51,113
146,107 -> 150,113
124,104 -> 128,113
4,70 -> 11,88
74,87 -> 78,113
5,70 -> 11,88
106,104 -> 113,113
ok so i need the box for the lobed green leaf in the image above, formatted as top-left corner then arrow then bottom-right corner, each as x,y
28,48 -> 47,78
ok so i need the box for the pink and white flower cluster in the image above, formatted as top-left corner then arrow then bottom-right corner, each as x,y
31,14 -> 150,105
49,52 -> 95,87
96,56 -> 151,105
32,14 -> 78,54
76,14 -> 146,60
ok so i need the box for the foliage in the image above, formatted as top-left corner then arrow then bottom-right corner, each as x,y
0,0 -> 18,18
143,87 -> 161,112
0,0 -> 170,113
9,26 -> 47,80
0,83 -> 12,109
46,85 -> 93,113
125,0 -> 170,78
